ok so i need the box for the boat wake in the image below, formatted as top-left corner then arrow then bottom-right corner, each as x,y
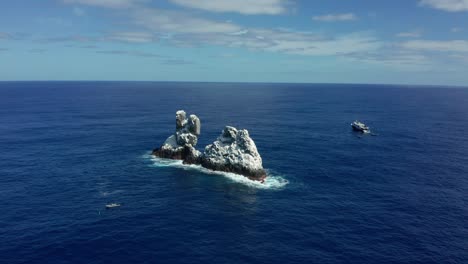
142,153 -> 288,190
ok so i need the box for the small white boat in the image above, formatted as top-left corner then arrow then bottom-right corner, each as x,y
105,203 -> 121,209
351,120 -> 370,133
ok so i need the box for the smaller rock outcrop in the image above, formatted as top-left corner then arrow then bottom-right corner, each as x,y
152,110 -> 201,163
201,126 -> 267,181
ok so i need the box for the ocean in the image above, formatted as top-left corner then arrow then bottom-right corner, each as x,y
1,82 -> 467,264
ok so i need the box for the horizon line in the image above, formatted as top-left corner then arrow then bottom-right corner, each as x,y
0,80 -> 467,89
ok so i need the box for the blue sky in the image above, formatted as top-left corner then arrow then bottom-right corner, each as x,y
1,0 -> 468,85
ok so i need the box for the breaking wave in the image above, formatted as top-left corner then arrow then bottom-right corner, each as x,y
143,153 -> 288,190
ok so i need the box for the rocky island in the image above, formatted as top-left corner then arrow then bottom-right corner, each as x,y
152,110 -> 202,164
152,110 -> 267,182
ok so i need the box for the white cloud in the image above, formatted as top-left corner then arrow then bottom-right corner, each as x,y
106,32 -> 155,43
229,30 -> 249,36
396,32 -> 422,38
60,1 -> 379,58
0,32 -> 11,39
41,0 -> 468,75
253,31 -> 380,56
168,0 -> 289,15
451,27 -> 463,32
133,8 -> 242,34
312,13 -> 357,22
401,40 -> 468,53
59,2 -> 382,60
419,0 -> 468,12
160,27 -> 381,56
29,49 -> 47,53
73,7 -> 86,16
76,6 -> 377,57
62,0 -> 142,8
449,54 -> 468,62
96,50 -> 164,58
347,51 -> 432,69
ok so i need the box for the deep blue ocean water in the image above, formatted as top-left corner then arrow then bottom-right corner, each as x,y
1,82 -> 467,264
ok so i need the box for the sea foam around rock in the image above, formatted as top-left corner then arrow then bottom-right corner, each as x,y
143,153 -> 288,190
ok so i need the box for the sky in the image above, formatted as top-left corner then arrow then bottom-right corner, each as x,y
1,0 -> 468,85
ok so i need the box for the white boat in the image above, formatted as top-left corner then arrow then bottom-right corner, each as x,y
351,121 -> 370,133
105,203 -> 121,209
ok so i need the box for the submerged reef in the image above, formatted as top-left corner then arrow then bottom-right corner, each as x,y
152,110 -> 267,181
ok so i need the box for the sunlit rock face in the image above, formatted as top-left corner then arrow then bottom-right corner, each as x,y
152,110 -> 201,163
188,115 -> 201,136
201,126 -> 266,181
152,112 -> 266,181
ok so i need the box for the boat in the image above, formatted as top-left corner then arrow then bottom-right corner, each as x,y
351,120 -> 370,133
105,203 -> 121,209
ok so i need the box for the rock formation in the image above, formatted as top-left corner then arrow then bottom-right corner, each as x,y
152,111 -> 267,181
152,110 -> 202,163
201,126 -> 266,181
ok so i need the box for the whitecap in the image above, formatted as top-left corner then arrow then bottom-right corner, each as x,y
143,153 -> 288,190
100,190 -> 124,197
